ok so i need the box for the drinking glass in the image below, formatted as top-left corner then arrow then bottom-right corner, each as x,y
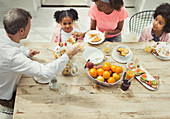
59,83 -> 68,95
49,77 -> 59,91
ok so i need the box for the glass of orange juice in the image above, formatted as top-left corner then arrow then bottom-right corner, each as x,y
126,70 -> 135,80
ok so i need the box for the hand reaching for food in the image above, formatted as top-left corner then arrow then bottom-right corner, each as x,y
71,32 -> 85,38
29,49 -> 40,57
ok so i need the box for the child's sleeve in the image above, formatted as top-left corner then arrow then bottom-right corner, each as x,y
119,7 -> 128,22
88,4 -> 97,20
139,29 -> 147,42
51,24 -> 62,42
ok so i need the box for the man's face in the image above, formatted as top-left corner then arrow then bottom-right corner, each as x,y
21,17 -> 31,39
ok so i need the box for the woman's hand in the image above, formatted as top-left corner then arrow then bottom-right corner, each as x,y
103,31 -> 109,39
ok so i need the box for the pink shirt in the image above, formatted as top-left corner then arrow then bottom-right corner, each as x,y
88,4 -> 128,38
139,26 -> 170,42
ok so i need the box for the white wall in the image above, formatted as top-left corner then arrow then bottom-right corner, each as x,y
135,0 -> 170,12
0,0 -> 41,15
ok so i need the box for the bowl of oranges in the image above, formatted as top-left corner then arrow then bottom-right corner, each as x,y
86,61 -> 123,86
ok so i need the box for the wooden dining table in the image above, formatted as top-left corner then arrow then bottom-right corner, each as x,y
13,42 -> 170,119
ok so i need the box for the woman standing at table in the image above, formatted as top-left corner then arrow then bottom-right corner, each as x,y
72,0 -> 128,42
139,3 -> 170,42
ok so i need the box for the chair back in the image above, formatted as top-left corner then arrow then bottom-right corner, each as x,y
129,10 -> 155,36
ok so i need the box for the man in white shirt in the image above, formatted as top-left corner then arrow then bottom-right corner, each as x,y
0,8 -> 81,108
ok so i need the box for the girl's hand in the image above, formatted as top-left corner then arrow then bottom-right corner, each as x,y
103,31 -> 109,39
71,32 -> 85,38
29,49 -> 40,57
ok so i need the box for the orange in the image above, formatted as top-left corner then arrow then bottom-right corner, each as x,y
111,65 -> 117,72
103,71 -> 110,79
97,68 -> 104,76
89,68 -> 97,78
107,77 -> 116,83
102,62 -> 111,71
116,66 -> 123,74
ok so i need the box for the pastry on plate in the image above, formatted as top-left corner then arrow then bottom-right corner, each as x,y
89,33 -> 99,39
91,34 -> 101,42
67,36 -> 75,42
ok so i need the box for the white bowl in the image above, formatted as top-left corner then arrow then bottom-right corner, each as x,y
114,45 -> 131,58
83,47 -> 104,65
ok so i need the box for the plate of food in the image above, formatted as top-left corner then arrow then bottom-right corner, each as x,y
84,30 -> 105,44
53,42 -> 68,58
83,47 -> 104,65
112,45 -> 133,63
86,62 -> 123,86
126,61 -> 159,90
151,42 -> 170,60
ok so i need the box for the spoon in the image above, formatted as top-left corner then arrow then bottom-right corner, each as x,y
47,48 -> 58,54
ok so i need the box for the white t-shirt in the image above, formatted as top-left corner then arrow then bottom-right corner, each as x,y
0,29 -> 70,100
61,27 -> 79,42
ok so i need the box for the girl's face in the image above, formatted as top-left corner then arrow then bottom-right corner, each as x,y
61,17 -> 73,33
153,15 -> 166,31
95,0 -> 110,13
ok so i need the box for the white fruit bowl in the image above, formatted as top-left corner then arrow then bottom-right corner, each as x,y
87,69 -> 123,87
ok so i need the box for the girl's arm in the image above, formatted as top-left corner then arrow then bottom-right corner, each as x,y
90,19 -> 96,30
72,19 -> 96,38
104,20 -> 124,38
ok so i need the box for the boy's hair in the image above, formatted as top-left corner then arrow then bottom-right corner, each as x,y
3,8 -> 32,35
154,3 -> 170,33
92,0 -> 124,11
54,9 -> 79,23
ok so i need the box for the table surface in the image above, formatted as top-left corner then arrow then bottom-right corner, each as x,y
13,42 -> 170,119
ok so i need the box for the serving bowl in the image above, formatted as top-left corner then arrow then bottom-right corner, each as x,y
87,71 -> 123,86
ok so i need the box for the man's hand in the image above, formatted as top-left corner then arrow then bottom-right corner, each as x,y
29,49 -> 40,57
66,43 -> 81,59
71,32 -> 85,39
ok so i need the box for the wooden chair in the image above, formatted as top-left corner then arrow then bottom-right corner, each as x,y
129,10 -> 155,36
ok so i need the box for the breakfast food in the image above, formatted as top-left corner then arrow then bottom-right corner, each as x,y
135,68 -> 145,76
140,76 -> 159,89
117,47 -> 129,57
67,36 -> 75,42
58,49 -> 66,57
89,33 -> 99,39
91,34 -> 101,42
86,61 -> 123,86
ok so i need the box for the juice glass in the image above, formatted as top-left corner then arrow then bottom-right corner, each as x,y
126,70 -> 135,80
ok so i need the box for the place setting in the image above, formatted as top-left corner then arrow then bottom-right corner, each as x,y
145,42 -> 170,60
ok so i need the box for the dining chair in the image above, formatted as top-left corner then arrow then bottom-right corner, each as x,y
129,10 -> 155,36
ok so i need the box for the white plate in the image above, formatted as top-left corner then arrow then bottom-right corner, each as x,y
87,69 -> 123,86
151,42 -> 170,60
133,65 -> 159,91
84,30 -> 105,44
112,47 -> 133,64
156,43 -> 170,58
152,52 -> 170,60
54,43 -> 67,57
33,77 -> 51,84
83,47 -> 104,65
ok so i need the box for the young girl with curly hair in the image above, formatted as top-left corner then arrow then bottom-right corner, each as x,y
139,3 -> 170,42
51,9 -> 80,42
